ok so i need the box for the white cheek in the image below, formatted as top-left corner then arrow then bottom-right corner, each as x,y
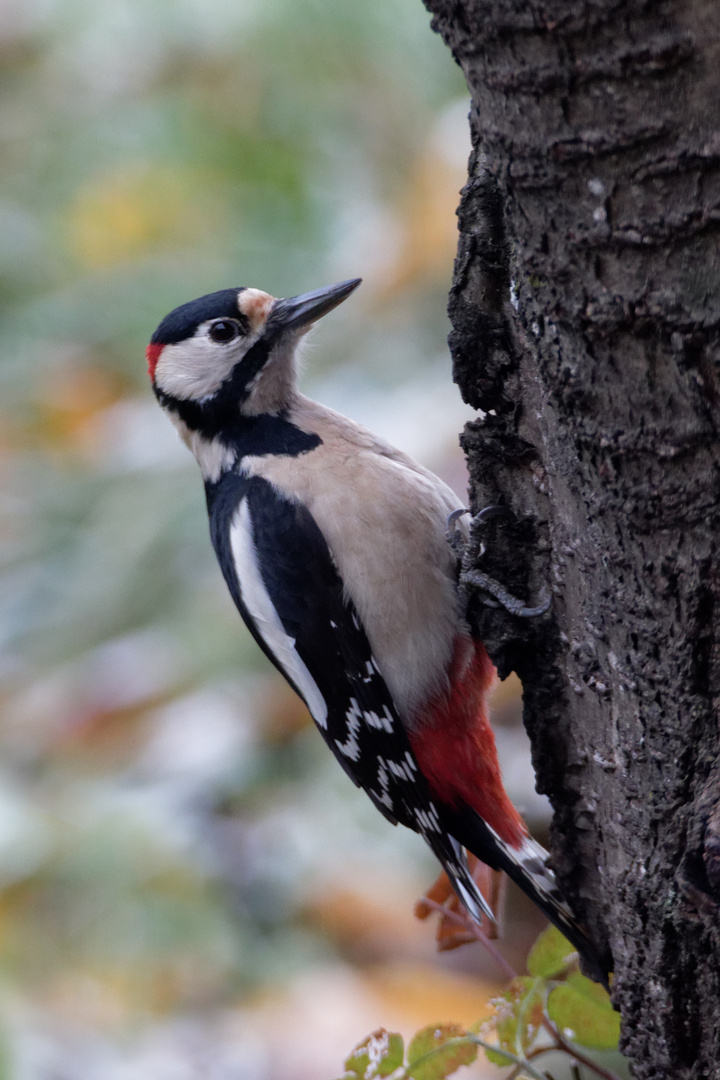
154,336 -> 251,401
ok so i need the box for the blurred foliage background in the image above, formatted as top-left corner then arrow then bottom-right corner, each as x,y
0,1 -> 555,1076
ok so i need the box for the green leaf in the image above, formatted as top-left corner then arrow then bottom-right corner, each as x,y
343,1029 -> 404,1078
485,977 -> 545,1067
406,1023 -> 476,1080
547,972 -> 621,1050
526,924 -> 578,979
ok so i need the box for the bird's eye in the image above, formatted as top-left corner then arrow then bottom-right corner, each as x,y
208,320 -> 240,344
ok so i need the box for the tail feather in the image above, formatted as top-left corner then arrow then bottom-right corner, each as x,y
434,805 -> 611,988
440,834 -> 496,924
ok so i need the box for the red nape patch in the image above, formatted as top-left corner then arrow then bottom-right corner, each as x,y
146,342 -> 164,380
409,636 -> 527,849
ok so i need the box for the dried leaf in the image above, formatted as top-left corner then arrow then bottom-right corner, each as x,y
343,1028 -> 404,1078
415,857 -> 504,950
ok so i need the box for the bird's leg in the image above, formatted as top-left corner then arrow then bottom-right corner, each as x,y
449,506 -> 551,619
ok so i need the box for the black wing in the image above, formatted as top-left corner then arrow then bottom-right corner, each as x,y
207,471 -> 422,824
204,471 -> 495,920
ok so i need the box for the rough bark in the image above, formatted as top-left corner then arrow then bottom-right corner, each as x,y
422,1 -> 720,1076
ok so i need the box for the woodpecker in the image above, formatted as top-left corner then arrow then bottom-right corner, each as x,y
148,278 -> 607,983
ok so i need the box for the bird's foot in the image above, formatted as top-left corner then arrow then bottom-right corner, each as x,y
457,505 -> 551,619
464,569 -> 551,618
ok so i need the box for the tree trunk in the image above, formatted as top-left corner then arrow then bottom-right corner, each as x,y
422,1 -> 720,1076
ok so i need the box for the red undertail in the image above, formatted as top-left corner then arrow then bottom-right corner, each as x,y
409,636 -> 527,848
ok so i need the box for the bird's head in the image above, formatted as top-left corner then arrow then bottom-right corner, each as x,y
147,278 -> 361,428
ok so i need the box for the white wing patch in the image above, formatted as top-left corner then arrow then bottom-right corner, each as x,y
413,801 -> 442,832
335,699 -> 362,761
230,498 -> 329,729
335,699 -> 393,761
373,758 -> 394,812
363,705 -> 394,733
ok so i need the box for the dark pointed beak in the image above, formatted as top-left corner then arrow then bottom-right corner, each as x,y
269,278 -> 362,332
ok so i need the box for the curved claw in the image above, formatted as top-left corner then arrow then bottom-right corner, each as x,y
464,570 -> 552,619
472,505 -> 513,527
447,508 -> 470,529
446,507 -> 469,547
446,507 -> 470,529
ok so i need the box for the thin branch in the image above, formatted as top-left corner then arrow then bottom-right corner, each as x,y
419,898 -> 517,980
468,1035 -> 550,1080
533,1020 -> 623,1080
550,1029 -> 624,1080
